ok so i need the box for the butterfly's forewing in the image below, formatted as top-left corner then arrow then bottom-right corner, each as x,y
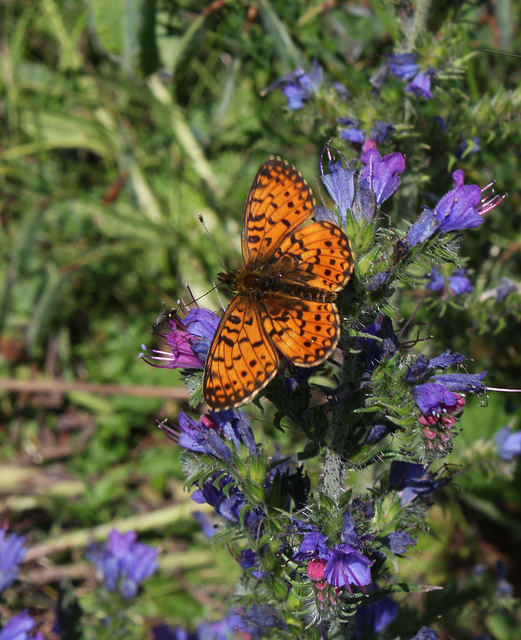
203,294 -> 279,410
274,220 -> 355,292
241,158 -> 316,266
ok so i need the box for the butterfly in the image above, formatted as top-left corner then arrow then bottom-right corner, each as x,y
203,157 -> 355,411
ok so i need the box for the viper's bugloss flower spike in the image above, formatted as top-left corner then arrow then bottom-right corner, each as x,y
0,529 -> 27,592
87,529 -> 159,599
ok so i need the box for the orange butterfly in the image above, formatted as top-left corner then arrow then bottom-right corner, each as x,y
203,157 -> 355,411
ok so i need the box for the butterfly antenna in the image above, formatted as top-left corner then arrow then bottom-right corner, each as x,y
198,214 -> 228,272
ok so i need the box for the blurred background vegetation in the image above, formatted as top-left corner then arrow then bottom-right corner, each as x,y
1,0 -> 521,637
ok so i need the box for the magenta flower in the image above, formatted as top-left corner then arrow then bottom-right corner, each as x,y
140,307 -> 218,370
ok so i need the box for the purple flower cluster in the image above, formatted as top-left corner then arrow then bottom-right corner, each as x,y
263,61 -> 323,111
423,267 -> 473,297
339,118 -> 395,151
317,147 -> 405,228
388,53 -> 435,99
87,529 -> 159,599
292,514 -> 373,606
406,351 -> 486,451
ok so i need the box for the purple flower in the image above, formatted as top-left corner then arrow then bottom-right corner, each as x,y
152,608 -> 261,640
360,149 -> 405,206
161,408 -> 257,462
413,382 -> 459,414
406,170 -> 506,246
409,627 -> 440,640
192,474 -> 263,535
495,426 -> 521,461
0,613 -> 40,640
448,269 -> 473,295
263,61 -> 322,111
353,596 -> 398,638
424,267 -> 445,292
388,53 -> 420,80
432,371 -> 486,394
340,125 -> 365,144
0,530 -> 27,592
293,531 -> 329,562
455,136 -> 481,159
87,529 -> 159,599
324,544 -> 372,592
496,277 -> 517,303
360,314 -> 399,371
370,121 -> 395,144
320,152 -> 355,227
382,531 -> 416,555
407,69 -> 434,99
389,461 -> 443,507
140,307 -> 219,370
423,268 -> 473,296
405,350 -> 465,383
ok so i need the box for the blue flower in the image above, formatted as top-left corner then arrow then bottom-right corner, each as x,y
0,530 -> 27,592
192,474 -> 263,536
360,149 -> 405,206
339,119 -> 394,149
320,153 -> 355,228
389,461 -> 443,507
0,613 -> 42,640
87,529 -> 159,599
495,426 -> 521,461
409,627 -> 440,640
353,596 -> 398,638
388,53 -> 420,80
263,61 -> 323,110
324,544 -> 372,592
382,531 -> 416,555
423,267 -> 473,296
407,69 -> 434,99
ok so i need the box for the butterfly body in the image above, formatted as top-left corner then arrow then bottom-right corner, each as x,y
204,158 -> 354,411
